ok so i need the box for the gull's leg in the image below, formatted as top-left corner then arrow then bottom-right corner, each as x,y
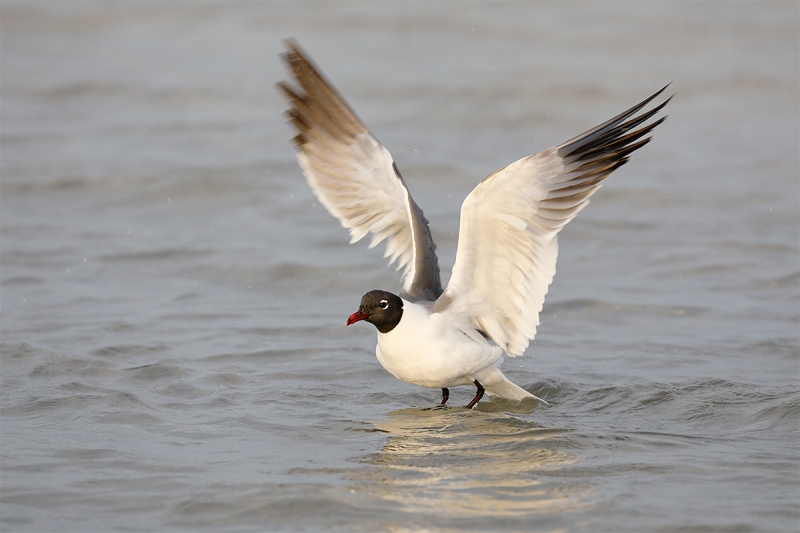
441,388 -> 449,405
464,380 -> 485,409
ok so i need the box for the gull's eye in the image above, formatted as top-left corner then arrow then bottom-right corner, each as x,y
379,299 -> 388,309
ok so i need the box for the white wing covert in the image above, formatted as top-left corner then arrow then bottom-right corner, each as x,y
278,41 -> 442,301
436,86 -> 671,356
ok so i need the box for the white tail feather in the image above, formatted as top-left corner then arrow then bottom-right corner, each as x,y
481,367 -> 550,405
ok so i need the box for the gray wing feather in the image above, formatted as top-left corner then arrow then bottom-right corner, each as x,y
279,40 -> 442,301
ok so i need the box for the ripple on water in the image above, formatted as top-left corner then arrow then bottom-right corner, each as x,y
203,372 -> 246,386
121,363 -> 187,382
92,344 -> 169,358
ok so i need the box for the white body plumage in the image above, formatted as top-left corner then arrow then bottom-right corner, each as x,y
376,299 -> 502,389
376,299 -> 537,401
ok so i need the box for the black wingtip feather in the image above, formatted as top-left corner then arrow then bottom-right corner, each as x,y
559,85 -> 672,158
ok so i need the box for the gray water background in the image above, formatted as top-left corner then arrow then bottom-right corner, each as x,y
1,2 -> 798,531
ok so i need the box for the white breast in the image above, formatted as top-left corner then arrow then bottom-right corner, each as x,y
375,299 -> 504,389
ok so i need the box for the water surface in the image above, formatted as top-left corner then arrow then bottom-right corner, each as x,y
2,2 -> 798,532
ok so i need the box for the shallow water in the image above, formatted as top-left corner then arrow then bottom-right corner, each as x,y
2,2 -> 798,532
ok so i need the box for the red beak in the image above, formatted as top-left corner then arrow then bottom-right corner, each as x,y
346,310 -> 370,326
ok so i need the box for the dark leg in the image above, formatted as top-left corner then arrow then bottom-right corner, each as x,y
464,380 -> 485,409
441,388 -> 449,405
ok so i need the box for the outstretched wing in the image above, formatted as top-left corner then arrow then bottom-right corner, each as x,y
436,85 -> 672,355
278,40 -> 442,301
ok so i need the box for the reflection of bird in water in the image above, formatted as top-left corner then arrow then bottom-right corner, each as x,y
351,407 -> 593,520
279,40 -> 670,409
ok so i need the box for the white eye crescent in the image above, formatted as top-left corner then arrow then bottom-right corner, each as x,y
379,299 -> 388,309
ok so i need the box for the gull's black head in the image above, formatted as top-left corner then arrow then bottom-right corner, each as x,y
346,290 -> 404,334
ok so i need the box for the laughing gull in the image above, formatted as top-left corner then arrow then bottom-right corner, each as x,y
278,40 -> 670,409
